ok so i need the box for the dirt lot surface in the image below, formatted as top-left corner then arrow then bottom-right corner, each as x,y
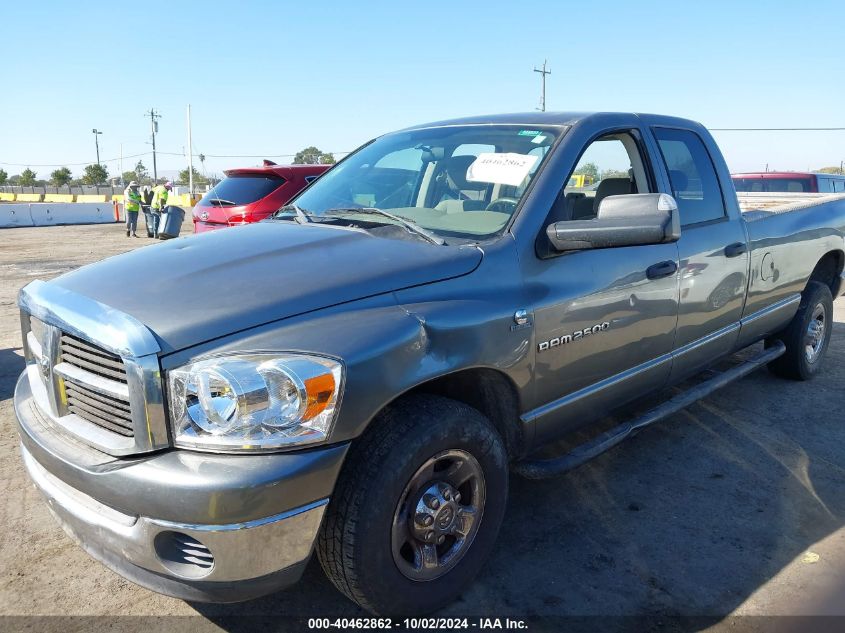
0,218 -> 843,632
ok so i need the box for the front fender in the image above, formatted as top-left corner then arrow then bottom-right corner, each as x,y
161,293 -> 432,444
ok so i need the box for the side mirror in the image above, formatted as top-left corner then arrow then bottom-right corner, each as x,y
546,193 -> 681,252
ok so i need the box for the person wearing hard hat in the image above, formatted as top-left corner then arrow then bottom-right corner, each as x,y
149,181 -> 173,238
123,181 -> 142,238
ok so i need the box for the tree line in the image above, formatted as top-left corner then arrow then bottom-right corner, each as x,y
0,146 -> 337,189
0,160 -> 218,189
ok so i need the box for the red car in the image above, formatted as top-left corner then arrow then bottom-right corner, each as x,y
193,161 -> 330,233
732,171 -> 845,193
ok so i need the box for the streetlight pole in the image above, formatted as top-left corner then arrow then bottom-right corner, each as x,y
187,104 -> 194,195
92,129 -> 103,166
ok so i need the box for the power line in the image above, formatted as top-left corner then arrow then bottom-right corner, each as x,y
0,150 -> 352,168
0,152 -> 151,168
9,124 -> 842,170
710,127 -> 845,131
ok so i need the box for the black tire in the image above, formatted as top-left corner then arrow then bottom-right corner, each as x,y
317,394 -> 509,616
766,281 -> 833,380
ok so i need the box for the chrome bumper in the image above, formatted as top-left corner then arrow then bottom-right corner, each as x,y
22,444 -> 325,600
14,372 -> 349,602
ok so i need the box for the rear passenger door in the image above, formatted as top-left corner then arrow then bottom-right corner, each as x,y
651,127 -> 750,381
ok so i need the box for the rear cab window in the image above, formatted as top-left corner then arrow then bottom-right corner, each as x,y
201,174 -> 284,206
652,128 -> 726,226
732,177 -> 813,193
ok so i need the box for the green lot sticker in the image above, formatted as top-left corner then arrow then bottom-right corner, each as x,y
518,130 -> 541,136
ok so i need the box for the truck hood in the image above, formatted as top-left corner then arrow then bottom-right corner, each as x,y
50,222 -> 482,353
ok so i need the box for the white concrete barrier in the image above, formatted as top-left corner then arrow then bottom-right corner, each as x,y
29,203 -> 117,226
0,203 -> 35,228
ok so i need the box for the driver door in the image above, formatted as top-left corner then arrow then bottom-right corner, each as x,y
524,129 -> 680,446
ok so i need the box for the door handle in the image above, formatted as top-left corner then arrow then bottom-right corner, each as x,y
724,242 -> 748,258
646,260 -> 678,280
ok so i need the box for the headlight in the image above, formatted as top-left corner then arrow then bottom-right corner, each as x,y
167,353 -> 343,452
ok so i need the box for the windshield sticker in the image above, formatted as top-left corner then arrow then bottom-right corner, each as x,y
531,134 -> 547,144
518,130 -> 541,137
466,153 -> 540,187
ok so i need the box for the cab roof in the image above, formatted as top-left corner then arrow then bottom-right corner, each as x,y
400,111 -> 703,131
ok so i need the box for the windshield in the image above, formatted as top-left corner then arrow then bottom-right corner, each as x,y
288,125 -> 561,240
201,174 -> 284,206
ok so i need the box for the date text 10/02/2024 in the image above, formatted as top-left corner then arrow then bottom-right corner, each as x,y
307,618 -> 528,630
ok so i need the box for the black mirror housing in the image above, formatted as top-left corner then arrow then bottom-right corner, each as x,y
546,193 -> 681,252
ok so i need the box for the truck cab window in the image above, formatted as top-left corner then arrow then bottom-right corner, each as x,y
653,128 -> 726,226
547,131 -> 651,224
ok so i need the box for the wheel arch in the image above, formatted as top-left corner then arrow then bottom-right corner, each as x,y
377,367 -> 527,460
808,249 -> 844,296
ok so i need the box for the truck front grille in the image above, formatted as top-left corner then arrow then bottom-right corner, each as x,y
20,280 -> 169,455
60,334 -> 127,382
59,334 -> 134,438
64,377 -> 134,437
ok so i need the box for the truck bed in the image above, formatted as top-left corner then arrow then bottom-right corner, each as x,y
738,191 -> 845,217
738,191 -> 845,323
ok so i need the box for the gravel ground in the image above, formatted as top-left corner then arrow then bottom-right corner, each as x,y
0,218 -> 843,632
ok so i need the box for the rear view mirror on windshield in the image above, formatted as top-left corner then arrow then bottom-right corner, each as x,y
546,193 -> 681,252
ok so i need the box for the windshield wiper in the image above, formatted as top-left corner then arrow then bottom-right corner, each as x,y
276,203 -> 313,224
326,207 -> 445,245
208,197 -> 237,207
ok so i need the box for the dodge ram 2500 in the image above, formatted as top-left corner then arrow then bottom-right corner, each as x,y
14,112 -> 845,615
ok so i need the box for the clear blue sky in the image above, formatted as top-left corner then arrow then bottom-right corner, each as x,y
2,0 -> 843,179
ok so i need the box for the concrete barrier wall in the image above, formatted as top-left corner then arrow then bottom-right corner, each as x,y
1,203 -> 118,228
0,203 -> 35,227
44,194 -> 75,203
31,203 -> 116,226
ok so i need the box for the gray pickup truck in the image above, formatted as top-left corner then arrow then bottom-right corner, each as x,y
14,112 -> 845,615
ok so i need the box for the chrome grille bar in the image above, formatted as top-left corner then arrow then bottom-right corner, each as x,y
19,280 -> 170,456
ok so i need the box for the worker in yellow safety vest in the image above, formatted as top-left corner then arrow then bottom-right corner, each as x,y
149,181 -> 173,238
123,181 -> 142,238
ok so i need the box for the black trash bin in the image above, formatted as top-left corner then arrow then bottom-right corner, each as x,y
158,206 -> 185,240
141,205 -> 155,237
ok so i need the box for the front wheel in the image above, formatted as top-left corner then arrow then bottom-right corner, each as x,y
766,281 -> 833,380
317,394 -> 508,616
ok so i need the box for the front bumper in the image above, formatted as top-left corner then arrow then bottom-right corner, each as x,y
14,372 -> 349,602
193,219 -> 229,233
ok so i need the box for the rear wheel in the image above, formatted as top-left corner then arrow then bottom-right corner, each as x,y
766,281 -> 833,380
317,394 -> 508,616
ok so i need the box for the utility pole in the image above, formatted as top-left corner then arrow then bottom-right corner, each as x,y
533,60 -> 551,112
119,143 -> 124,186
92,129 -> 103,166
186,104 -> 194,195
147,108 -> 162,183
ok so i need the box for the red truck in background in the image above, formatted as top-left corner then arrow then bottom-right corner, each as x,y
732,171 -> 845,193
193,162 -> 330,233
